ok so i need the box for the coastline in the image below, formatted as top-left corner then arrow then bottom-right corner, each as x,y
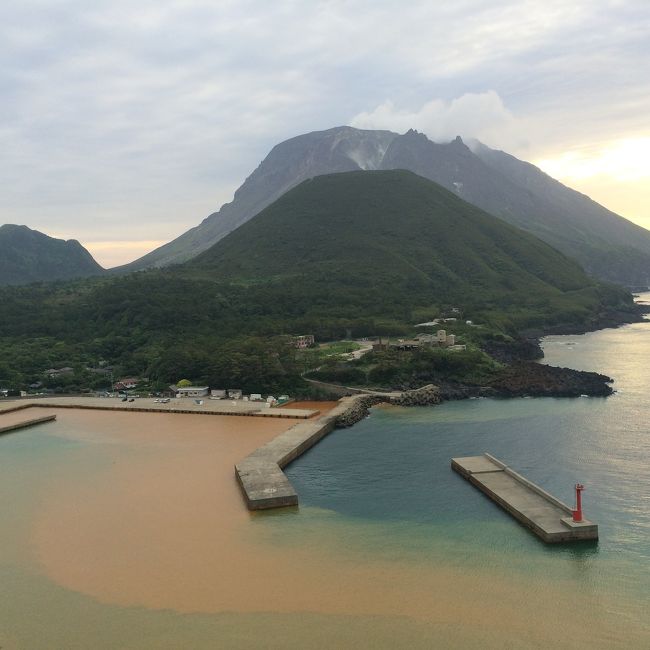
4,326 -> 649,648
0,396 -> 319,420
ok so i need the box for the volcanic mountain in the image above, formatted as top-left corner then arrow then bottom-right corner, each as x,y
120,126 -> 650,286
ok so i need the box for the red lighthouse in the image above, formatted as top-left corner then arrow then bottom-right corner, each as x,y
572,483 -> 585,522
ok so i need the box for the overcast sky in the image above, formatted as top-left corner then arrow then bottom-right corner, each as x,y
2,0 -> 649,267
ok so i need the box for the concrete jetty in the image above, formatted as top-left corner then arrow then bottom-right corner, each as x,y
0,414 -> 56,436
0,397 -> 317,419
451,453 -> 598,543
235,396 -> 360,509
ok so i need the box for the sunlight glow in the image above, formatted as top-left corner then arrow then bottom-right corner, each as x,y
84,240 -> 168,268
534,137 -> 650,230
536,137 -> 650,183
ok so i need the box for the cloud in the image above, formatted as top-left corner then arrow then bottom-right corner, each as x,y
1,0 -> 649,264
350,91 -> 524,147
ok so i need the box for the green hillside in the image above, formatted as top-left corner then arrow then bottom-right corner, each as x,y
191,170 -> 621,328
0,224 -> 104,284
0,171 -> 636,394
0,224 -> 104,285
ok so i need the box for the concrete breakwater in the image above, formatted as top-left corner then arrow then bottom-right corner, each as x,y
452,453 -> 598,543
236,385 -> 442,509
0,414 -> 56,436
0,397 -> 317,419
335,384 -> 442,427
236,396 -> 362,509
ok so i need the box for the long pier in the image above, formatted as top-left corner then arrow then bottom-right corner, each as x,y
451,453 -> 598,543
0,397 -> 317,419
235,396 -> 361,510
0,414 -> 56,436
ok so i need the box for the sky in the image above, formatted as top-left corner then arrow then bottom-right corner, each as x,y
2,0 -> 649,268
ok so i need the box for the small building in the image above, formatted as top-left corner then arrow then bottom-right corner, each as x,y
437,330 -> 447,344
176,386 -> 209,398
114,377 -> 138,390
45,367 -> 74,378
293,334 -> 315,349
227,389 -> 243,400
210,389 -> 226,399
162,385 -> 178,398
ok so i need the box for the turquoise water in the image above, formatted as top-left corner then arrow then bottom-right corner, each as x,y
2,300 -> 650,648
285,304 -> 650,638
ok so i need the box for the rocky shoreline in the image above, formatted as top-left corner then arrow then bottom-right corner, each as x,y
485,361 -> 613,398
332,300 -> 649,428
333,362 -> 614,427
523,302 -> 650,342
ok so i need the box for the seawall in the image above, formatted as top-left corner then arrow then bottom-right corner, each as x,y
0,397 -> 317,419
235,396 -> 362,509
236,385 -> 442,510
0,414 -> 56,436
452,454 -> 598,543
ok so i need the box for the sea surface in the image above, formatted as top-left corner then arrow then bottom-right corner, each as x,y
1,296 -> 649,648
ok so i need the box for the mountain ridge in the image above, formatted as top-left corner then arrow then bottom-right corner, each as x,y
0,224 -> 104,286
116,126 -> 650,286
190,169 -> 624,331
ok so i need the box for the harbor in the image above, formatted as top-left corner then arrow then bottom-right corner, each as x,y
451,453 -> 598,543
0,396 -> 318,419
235,396 -> 360,509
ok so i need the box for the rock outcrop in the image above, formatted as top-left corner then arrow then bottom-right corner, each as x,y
334,395 -> 384,428
390,384 -> 442,407
332,360 -> 615,429
486,362 -> 613,397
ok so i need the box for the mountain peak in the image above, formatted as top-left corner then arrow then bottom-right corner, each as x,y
0,224 -> 104,285
119,125 -> 650,286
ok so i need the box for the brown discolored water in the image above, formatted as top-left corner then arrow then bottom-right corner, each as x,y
1,383 -> 649,648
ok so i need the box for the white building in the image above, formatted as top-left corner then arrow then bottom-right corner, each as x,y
293,334 -> 315,349
176,386 -> 209,397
